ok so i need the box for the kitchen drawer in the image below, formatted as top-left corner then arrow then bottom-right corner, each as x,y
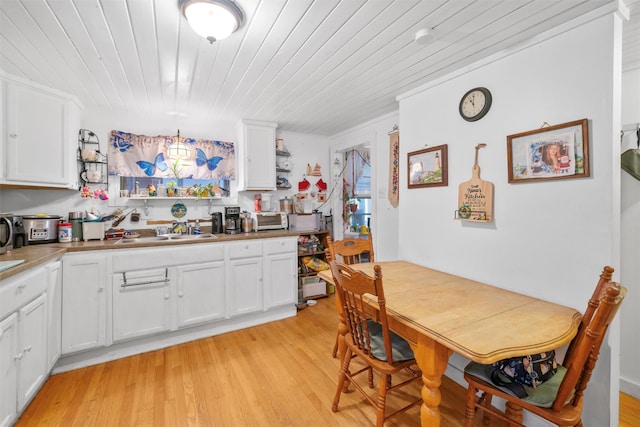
263,237 -> 296,255
0,267 -> 47,320
112,243 -> 225,272
228,241 -> 262,259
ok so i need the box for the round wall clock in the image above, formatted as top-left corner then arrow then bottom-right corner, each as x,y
459,87 -> 492,122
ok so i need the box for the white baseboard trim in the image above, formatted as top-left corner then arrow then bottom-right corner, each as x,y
53,306 -> 295,374
620,376 -> 640,399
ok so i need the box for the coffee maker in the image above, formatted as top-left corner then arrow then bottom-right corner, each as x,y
211,212 -> 223,234
224,206 -> 241,234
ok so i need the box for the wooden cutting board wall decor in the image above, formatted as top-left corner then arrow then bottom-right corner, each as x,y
457,143 -> 494,222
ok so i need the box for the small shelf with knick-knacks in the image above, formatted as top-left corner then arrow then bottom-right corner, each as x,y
276,138 -> 292,189
78,128 -> 107,188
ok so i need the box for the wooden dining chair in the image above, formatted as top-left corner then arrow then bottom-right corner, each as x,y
329,261 -> 422,427
463,266 -> 627,426
326,234 -> 374,358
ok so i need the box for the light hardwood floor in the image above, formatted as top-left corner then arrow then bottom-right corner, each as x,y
17,294 -> 639,426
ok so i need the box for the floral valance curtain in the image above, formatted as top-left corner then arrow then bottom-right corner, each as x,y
108,130 -> 235,180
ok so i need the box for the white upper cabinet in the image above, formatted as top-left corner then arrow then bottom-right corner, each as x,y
1,73 -> 81,189
237,120 -> 277,191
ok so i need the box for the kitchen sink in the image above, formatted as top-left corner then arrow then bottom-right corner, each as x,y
115,233 -> 217,244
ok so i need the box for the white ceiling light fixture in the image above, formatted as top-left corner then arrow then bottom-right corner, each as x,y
179,0 -> 244,44
414,28 -> 434,45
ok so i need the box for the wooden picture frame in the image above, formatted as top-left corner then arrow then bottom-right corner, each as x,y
407,144 -> 448,188
507,118 -> 589,183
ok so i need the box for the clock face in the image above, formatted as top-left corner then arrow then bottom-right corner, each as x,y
459,87 -> 492,121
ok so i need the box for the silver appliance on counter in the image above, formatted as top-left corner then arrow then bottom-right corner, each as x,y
21,215 -> 61,244
224,206 -> 241,234
0,213 -> 14,254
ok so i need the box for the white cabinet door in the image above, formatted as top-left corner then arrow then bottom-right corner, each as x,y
17,293 -> 47,410
238,120 -> 277,190
62,254 -> 107,354
112,269 -> 171,342
227,257 -> 263,317
264,252 -> 297,310
0,313 -> 18,427
176,262 -> 226,328
46,261 -> 62,371
4,81 -> 75,187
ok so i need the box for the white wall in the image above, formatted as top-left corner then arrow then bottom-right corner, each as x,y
0,108 -> 330,228
397,9 -> 622,427
620,66 -> 640,398
329,112 -> 400,261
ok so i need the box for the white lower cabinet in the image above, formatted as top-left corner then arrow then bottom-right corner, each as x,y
112,269 -> 171,342
46,261 -> 62,371
0,262 -> 51,427
62,254 -> 108,354
0,313 -> 18,427
0,295 -> 48,427
264,238 -> 297,310
17,294 -> 47,410
227,241 -> 264,317
54,237 -> 297,372
176,261 -> 226,328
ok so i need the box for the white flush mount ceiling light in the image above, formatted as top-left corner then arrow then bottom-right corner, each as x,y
414,28 -> 434,45
179,0 -> 244,43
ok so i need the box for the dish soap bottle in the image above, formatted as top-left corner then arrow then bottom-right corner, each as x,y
194,219 -> 201,235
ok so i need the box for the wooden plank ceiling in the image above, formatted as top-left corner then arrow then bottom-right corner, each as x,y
0,0 -> 637,136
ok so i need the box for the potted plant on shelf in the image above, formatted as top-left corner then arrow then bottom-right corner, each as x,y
166,181 -> 176,197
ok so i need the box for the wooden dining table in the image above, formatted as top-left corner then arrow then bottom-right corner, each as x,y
318,261 -> 582,427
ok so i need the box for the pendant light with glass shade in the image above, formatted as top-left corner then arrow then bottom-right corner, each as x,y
179,0 -> 244,43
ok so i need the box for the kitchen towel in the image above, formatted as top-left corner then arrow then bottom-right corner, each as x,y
388,129 -> 399,207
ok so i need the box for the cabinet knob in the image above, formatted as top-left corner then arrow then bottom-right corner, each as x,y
14,352 -> 23,360
18,283 -> 27,291
98,287 -> 104,293
164,294 -> 170,300
24,345 -> 32,353
178,292 -> 184,298
10,133 -> 17,138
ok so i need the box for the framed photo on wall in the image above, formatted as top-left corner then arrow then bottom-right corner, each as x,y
407,144 -> 448,188
507,118 -> 589,183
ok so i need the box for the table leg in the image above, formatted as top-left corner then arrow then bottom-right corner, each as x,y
411,335 -> 452,427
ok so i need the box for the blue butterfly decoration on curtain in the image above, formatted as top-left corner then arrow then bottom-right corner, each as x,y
112,134 -> 134,152
196,148 -> 223,171
137,153 -> 168,176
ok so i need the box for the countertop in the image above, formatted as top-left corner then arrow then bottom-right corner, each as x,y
0,230 -> 311,281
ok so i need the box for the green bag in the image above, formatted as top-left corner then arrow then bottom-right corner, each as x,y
622,128 -> 640,181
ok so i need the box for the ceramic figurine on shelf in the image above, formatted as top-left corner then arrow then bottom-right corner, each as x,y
80,186 -> 93,198
93,188 -> 109,200
306,163 -> 313,175
148,183 -> 157,196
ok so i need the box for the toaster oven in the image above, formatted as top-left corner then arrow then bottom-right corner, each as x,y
250,212 -> 288,231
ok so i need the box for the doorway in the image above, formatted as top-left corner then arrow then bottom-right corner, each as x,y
342,146 -> 371,233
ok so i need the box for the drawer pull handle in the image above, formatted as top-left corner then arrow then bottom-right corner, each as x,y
24,346 -> 32,353
14,352 -> 23,360
121,269 -> 169,288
